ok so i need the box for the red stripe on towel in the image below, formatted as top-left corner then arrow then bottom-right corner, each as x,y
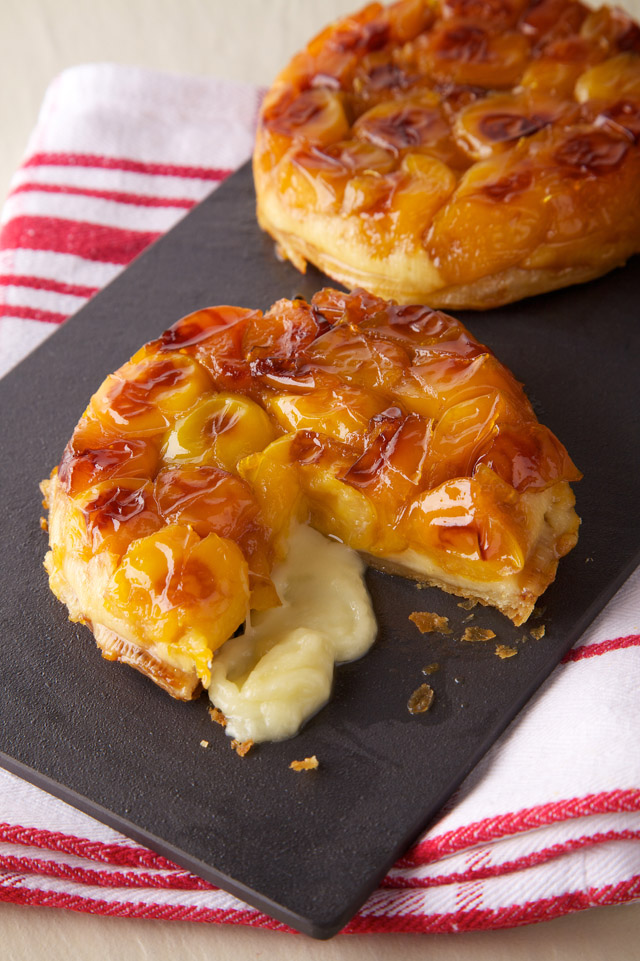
22,152 -> 232,182
400,790 -> 640,866
0,216 -> 158,265
10,182 -> 197,210
0,274 -> 97,299
562,634 -> 640,663
0,304 -> 68,324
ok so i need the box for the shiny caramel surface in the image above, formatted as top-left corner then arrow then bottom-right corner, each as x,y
254,0 -> 640,304
52,289 -> 580,677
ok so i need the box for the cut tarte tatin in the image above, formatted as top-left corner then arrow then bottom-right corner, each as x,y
253,0 -> 640,308
42,289 -> 580,708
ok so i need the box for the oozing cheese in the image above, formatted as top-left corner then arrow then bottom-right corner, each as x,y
207,525 -> 377,742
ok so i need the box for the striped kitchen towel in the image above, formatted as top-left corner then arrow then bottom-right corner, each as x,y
1,63 -> 639,934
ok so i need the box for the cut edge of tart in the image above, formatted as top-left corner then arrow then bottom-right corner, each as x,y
364,476 -> 578,624
253,0 -> 640,309
41,288 -> 581,724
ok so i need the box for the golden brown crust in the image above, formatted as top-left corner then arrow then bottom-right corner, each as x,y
93,624 -> 201,700
257,207 -> 620,309
254,0 -> 640,308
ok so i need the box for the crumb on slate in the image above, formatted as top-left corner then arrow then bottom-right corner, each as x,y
422,663 -> 440,675
209,707 -> 227,728
409,611 -> 452,635
407,683 -> 435,714
461,626 -> 496,642
231,739 -> 253,757
457,599 -> 477,610
496,645 -> 518,659
290,755 -> 319,772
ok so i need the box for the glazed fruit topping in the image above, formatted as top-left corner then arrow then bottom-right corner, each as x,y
256,0 -> 640,285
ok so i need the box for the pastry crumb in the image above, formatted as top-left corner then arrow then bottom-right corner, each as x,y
457,598 -> 477,610
407,683 -> 435,714
199,739 -> 209,748
422,662 -> 440,675
463,613 -> 475,622
208,707 -> 227,728
496,645 -> 518,659
409,611 -> 452,635
461,627 -> 496,642
230,739 -> 253,757
530,625 -> 546,640
290,755 -> 319,772
39,516 -> 48,532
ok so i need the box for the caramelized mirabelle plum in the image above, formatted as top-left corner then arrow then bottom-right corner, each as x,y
418,23 -> 530,88
519,125 -> 640,269
518,0 -> 587,42
426,390 -> 506,487
159,306 -> 259,393
304,462 -> 382,552
389,0 -> 435,42
242,296 -> 330,389
426,159 -> 548,285
394,349 -> 527,419
265,379 -> 388,446
76,478 -> 163,555
579,5 -> 640,54
402,474 -> 528,578
342,407 -> 431,529
476,422 -> 582,491
154,465 -> 277,608
391,153 -> 457,237
519,58 -> 587,97
442,0 -> 527,28
91,353 -> 213,437
162,393 -> 276,473
59,430 -> 160,496
264,88 -> 351,146
304,325 -> 410,392
104,525 -> 249,683
575,52 -> 640,104
154,465 -> 260,539
280,138 -> 397,214
237,434 -> 306,542
454,91 -> 570,160
353,93 -> 449,154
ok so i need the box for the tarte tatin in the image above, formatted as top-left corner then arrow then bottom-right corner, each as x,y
42,289 -> 580,702
254,0 -> 640,308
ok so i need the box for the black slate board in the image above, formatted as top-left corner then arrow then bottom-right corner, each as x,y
1,162 -> 639,939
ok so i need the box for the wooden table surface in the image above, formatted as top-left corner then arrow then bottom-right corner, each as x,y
1,1 -> 639,957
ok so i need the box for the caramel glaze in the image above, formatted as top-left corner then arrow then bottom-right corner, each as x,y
53,289 -> 580,674
255,0 -> 640,301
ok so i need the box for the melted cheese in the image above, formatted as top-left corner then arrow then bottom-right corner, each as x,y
207,525 -> 377,742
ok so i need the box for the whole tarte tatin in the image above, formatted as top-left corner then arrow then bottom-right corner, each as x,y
42,289 -> 580,700
253,0 -> 640,308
